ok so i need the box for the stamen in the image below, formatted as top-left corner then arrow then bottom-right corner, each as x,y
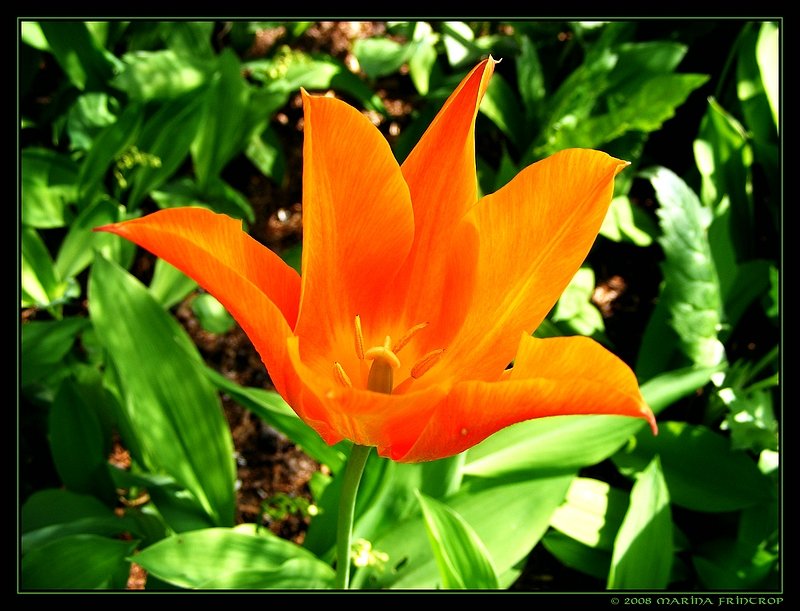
410,349 -> 445,379
364,338 -> 401,370
392,322 -> 429,354
364,336 -> 401,395
354,315 -> 365,360
333,362 -> 352,388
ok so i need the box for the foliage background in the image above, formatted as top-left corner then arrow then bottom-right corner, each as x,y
19,19 -> 780,592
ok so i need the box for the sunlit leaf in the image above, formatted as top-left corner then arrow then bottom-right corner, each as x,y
607,456 -> 672,589
66,92 -> 119,151
416,491 -> 500,589
89,254 -> 236,526
22,148 -> 78,228
38,21 -> 119,90
112,49 -> 210,101
599,195 -> 656,246
22,534 -> 137,590
550,477 -> 629,550
191,293 -> 235,334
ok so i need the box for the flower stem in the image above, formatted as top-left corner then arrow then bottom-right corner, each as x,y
335,444 -> 372,589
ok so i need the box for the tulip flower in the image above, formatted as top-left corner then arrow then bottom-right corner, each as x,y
96,57 -> 655,466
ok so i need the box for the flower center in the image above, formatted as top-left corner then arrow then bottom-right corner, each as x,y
332,315 -> 445,394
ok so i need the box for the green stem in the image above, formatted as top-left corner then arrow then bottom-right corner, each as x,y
335,444 -> 372,589
420,451 -> 466,499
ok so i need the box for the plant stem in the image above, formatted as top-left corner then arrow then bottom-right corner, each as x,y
335,444 -> 372,589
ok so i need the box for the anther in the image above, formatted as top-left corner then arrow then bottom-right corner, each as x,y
410,349 -> 445,379
392,322 -> 429,354
333,362 -> 352,388
354,315 -> 365,360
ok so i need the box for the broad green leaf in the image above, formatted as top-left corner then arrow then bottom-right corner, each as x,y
127,90 -> 206,208
55,197 -> 126,280
22,147 -> 78,228
480,72 -> 526,150
353,37 -> 411,79
38,21 -> 118,90
719,386 -> 778,453
66,92 -> 119,151
109,468 -> 215,534
441,21 -> 477,67
756,22 -> 779,129
408,24 -> 438,95
21,317 -> 88,388
22,506 -> 139,555
364,473 -> 573,589
133,527 -> 327,590
204,367 -> 346,473
613,421 -> 775,512
464,366 -> 716,478
191,49 -> 250,190
112,49 -> 210,101
551,266 -> 607,342
543,74 -> 709,154
191,293 -> 235,334
49,376 -> 116,502
550,477 -> 629,550
416,491 -> 500,589
89,254 -> 236,526
151,177 -> 254,222
22,488 -> 111,533
599,195 -> 656,246
22,534 -> 137,590
542,530 -> 610,580
148,257 -> 197,310
693,538 -> 778,590
516,36 -> 546,118
245,125 -> 286,184
196,558 -> 335,589
722,259 -> 772,335
607,456 -> 672,589
164,22 -> 215,60
21,226 -> 77,310
647,166 -> 726,369
21,21 -> 49,51
76,102 -> 144,201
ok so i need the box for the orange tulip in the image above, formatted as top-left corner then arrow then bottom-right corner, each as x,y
96,57 -> 656,463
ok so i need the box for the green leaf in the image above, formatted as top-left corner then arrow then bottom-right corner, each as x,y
22,488 -> 111,533
480,72 -> 526,151
164,22 -> 215,60
22,534 -> 137,590
353,37 -> 411,79
191,49 -> 250,190
551,266 -> 607,342
55,197 -> 126,280
722,259 -> 772,334
599,195 -> 656,246
21,21 -> 50,51
38,21 -> 118,91
550,477 -> 629,551
49,376 -> 116,502
646,166 -> 726,369
364,473 -> 573,589
408,24 -> 438,95
76,102 -> 144,201
148,257 -> 197,310
608,456 -> 673,589
281,242 -> 302,274
516,36 -> 546,117
464,365 -> 716,479
21,317 -> 88,388
196,558 -> 335,589
127,90 -> 206,208
133,527 -> 329,590
191,293 -> 235,334
245,125 -> 286,184
89,254 -> 236,526
756,22 -> 779,129
542,530 -> 610,580
613,421 -> 775,512
693,538 -> 778,590
66,92 -> 119,151
21,226 -> 76,310
204,367 -> 346,473
441,21 -> 479,67
719,386 -> 778,453
416,491 -> 499,589
22,147 -> 78,228
151,177 -> 254,223
112,49 -> 210,101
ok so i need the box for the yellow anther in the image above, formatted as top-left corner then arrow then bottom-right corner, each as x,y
392,321 -> 429,354
333,362 -> 352,388
354,315 -> 365,360
410,349 -> 445,379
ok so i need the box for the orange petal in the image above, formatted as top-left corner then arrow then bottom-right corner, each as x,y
95,207 -> 301,399
397,334 -> 656,462
294,91 -> 415,362
286,337 -> 448,458
431,149 -> 629,384
384,58 -> 496,350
